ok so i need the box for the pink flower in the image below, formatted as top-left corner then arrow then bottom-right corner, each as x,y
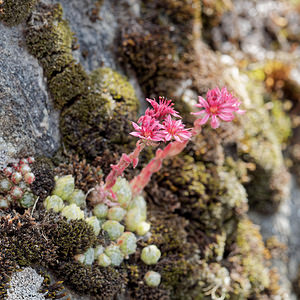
146,96 -> 181,120
137,108 -> 156,123
130,115 -> 164,143
161,115 -> 192,142
192,87 -> 245,129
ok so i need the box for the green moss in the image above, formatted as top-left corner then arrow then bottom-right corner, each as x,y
126,211 -> 199,300
151,154 -> 247,232
25,3 -> 89,108
0,0 -> 37,26
60,67 -> 139,158
43,212 -> 97,257
55,261 -> 127,299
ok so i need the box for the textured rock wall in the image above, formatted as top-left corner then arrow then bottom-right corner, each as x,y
0,0 -> 300,299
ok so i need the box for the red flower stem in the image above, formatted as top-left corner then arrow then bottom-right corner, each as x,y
130,119 -> 201,197
104,141 -> 145,190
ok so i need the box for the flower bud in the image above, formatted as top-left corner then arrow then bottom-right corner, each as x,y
107,206 -> 126,222
93,203 -> 108,219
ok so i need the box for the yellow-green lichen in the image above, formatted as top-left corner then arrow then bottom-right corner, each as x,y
230,218 -> 271,298
0,0 -> 38,26
237,81 -> 290,213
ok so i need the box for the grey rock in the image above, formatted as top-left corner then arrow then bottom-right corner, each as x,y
249,176 -> 300,300
0,23 -> 60,169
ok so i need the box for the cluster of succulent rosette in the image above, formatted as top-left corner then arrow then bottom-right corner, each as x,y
1,87 -> 244,288
0,157 -> 36,209
44,174 -> 161,287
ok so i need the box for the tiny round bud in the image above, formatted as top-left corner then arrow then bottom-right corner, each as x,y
10,186 -> 23,200
93,203 -> 108,219
74,248 -> 94,265
102,220 -> 124,240
117,232 -> 137,256
97,253 -> 111,267
20,164 -> 31,175
44,195 -> 64,213
3,167 -> 13,177
86,216 -> 101,236
136,221 -> 151,236
112,177 -> 132,208
128,196 -> 147,220
107,206 -> 126,222
11,172 -> 22,184
104,245 -> 124,266
61,204 -> 84,220
94,245 -> 105,259
19,158 -> 29,165
52,175 -> 75,200
0,179 -> 12,192
144,271 -> 161,287
125,208 -> 143,232
141,245 -> 161,265
19,181 -> 27,190
27,157 -> 35,164
68,189 -> 86,208
19,192 -> 35,208
24,172 -> 35,184
0,196 -> 9,209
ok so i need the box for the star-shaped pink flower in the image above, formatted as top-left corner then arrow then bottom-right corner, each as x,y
146,96 -> 181,121
161,115 -> 192,142
192,87 -> 245,129
130,115 -> 164,143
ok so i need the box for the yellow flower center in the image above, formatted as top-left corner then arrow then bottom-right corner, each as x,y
209,106 -> 218,114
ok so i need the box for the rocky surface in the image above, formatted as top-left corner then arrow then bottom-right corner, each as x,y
1,0 -> 300,299
0,23 -> 60,169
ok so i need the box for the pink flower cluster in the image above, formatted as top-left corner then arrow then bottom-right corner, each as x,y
91,87 -> 245,205
130,96 -> 192,144
192,87 -> 245,129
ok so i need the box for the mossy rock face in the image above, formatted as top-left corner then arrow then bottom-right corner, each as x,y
126,210 -> 199,300
229,218 -> 272,298
25,3 -> 89,108
0,0 -> 38,26
119,0 -> 203,99
236,83 -> 290,213
148,154 -> 248,233
56,261 -> 127,299
61,67 -> 139,158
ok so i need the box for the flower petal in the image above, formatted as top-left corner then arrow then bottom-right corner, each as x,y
198,113 -> 210,125
211,115 -> 220,129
